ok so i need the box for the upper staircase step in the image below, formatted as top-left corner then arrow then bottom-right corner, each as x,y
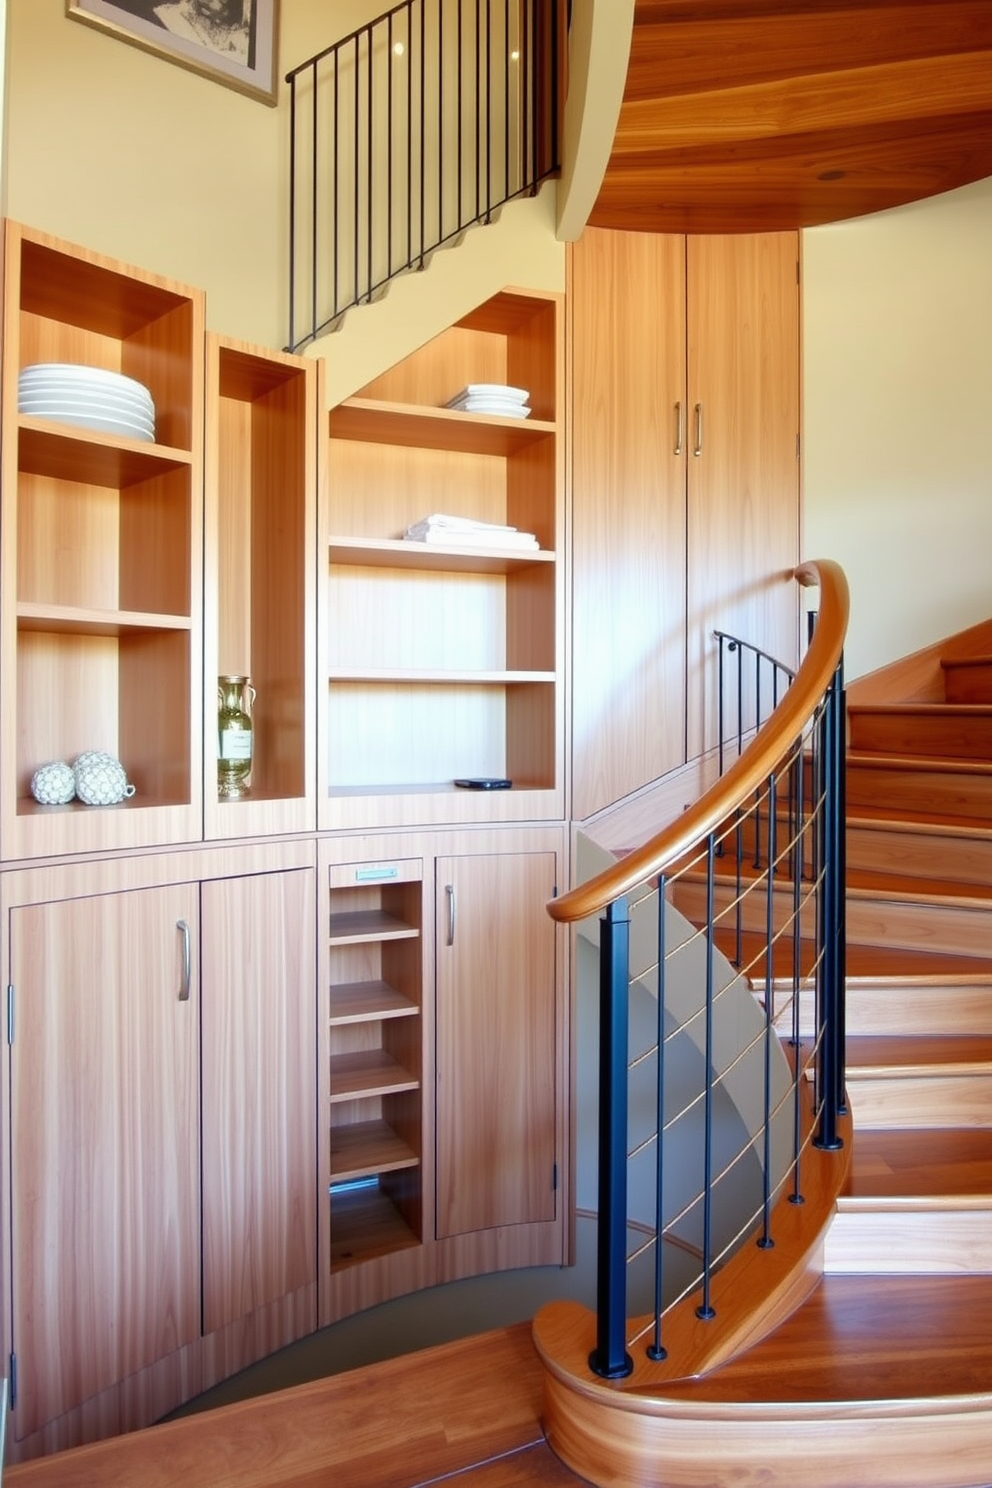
848,702 -> 992,760
845,1035 -> 992,1128
843,1127 -> 992,1202
942,654 -> 992,704
846,753 -> 992,820
847,808 -> 992,886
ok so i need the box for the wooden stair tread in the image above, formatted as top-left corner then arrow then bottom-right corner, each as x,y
845,1034 -> 992,1073
848,702 -> 992,717
701,860 -> 992,906
942,654 -> 992,670
844,1128 -> 992,1200
714,928 -> 992,985
654,1274 -> 992,1403
845,866 -> 992,905
848,751 -> 992,776
848,803 -> 992,837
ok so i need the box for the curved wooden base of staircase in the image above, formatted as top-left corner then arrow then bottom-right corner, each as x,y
539,1352 -> 992,1488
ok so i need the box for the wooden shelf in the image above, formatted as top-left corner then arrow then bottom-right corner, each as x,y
18,420 -> 192,486
330,397 -> 554,456
329,1119 -> 420,1182
330,980 -> 419,1025
329,668 -> 556,685
16,603 -> 192,635
329,1182 -> 421,1267
329,536 -> 554,574
329,908 -> 420,945
330,1050 -> 420,1102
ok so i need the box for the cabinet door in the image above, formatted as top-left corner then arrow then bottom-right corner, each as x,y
8,885 -> 199,1441
686,232 -> 801,758
201,868 -> 316,1335
570,228 -> 689,819
435,850 -> 558,1237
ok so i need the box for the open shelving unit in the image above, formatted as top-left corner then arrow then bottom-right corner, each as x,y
0,221 -> 205,860
327,858 -> 425,1270
320,287 -> 565,831
203,334 -> 318,840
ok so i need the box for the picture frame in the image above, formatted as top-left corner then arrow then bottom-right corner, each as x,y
66,0 -> 279,106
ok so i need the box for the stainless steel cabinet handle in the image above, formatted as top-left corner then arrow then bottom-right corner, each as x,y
693,402 -> 703,457
445,884 -> 456,947
674,400 -> 684,456
177,919 -> 191,1001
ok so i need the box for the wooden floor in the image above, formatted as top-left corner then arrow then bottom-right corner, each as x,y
5,1324 -> 586,1488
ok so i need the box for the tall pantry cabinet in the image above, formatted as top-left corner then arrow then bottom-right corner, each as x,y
569,227 -> 801,820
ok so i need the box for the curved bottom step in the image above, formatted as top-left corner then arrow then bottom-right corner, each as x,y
536,1275 -> 992,1488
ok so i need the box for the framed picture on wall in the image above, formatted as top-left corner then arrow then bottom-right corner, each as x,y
66,0 -> 279,106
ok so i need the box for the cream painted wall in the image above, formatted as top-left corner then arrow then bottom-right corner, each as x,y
803,176 -> 992,684
4,0 -> 564,379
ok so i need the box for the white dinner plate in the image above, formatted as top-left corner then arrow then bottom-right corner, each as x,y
19,363 -> 154,403
24,409 -> 156,441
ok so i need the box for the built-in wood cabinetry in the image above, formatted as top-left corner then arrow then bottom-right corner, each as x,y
0,221 -> 205,860
320,827 -> 568,1328
570,227 -> 801,820
1,842 -> 316,1457
0,224 -> 569,1460
321,289 -> 565,831
435,847 -> 559,1239
203,335 -> 319,839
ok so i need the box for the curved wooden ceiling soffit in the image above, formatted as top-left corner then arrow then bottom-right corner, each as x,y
588,0 -> 992,233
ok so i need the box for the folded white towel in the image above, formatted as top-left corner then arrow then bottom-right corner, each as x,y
407,529 -> 539,550
406,513 -> 519,537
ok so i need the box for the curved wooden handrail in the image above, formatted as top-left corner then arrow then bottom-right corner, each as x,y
549,559 -> 850,924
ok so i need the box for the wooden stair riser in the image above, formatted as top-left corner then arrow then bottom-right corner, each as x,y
723,811 -> 992,888
825,1208 -> 992,1274
942,658 -> 992,704
846,761 -> 992,820
846,1072 -> 992,1129
760,983 -> 992,1039
674,878 -> 992,958
848,707 -> 992,760
846,821 -> 992,887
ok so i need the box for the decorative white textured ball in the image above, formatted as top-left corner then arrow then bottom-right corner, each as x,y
73,751 -> 137,806
30,759 -> 77,805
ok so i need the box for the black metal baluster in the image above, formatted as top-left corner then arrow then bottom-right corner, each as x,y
366,26 -> 374,301
759,772 -> 778,1248
696,834 -> 717,1322
647,876 -> 668,1361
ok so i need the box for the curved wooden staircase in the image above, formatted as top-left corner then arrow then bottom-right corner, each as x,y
534,621 -> 992,1488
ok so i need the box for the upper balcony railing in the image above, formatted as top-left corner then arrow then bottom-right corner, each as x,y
286,0 -> 566,352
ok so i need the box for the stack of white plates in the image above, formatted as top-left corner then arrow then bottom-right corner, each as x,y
445,383 -> 531,418
18,363 -> 156,442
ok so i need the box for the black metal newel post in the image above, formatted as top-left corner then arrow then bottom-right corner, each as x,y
590,896 -> 633,1380
814,662 -> 845,1152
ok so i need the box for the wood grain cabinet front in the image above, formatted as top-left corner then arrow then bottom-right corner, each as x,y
2,845 -> 317,1459
320,828 -> 568,1328
570,228 -> 801,819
